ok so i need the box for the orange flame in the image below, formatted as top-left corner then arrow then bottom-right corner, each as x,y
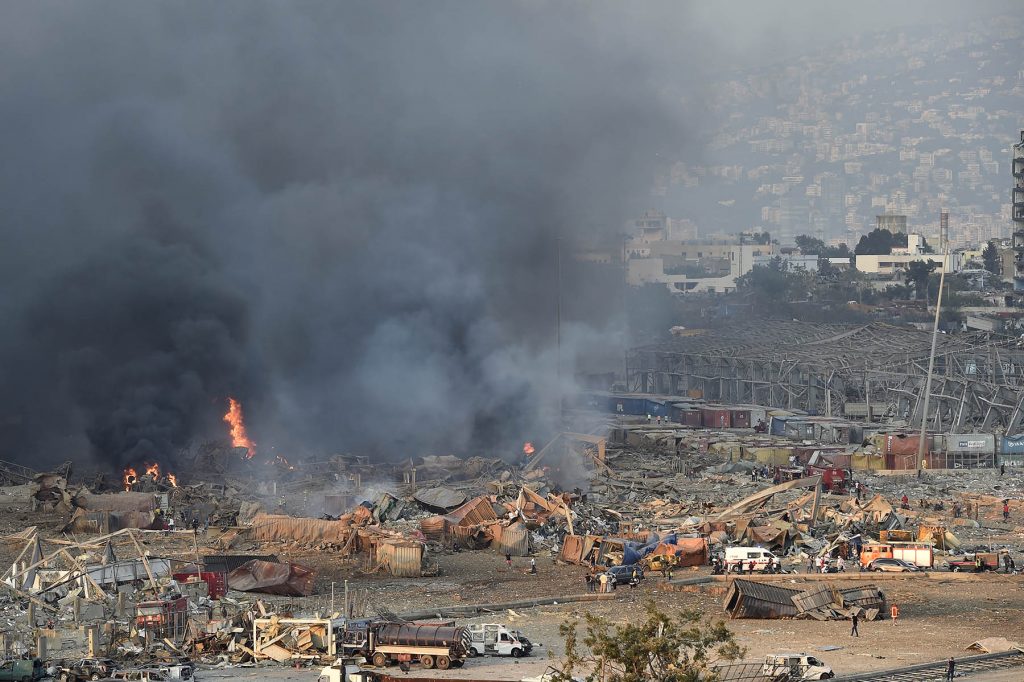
224,397 -> 256,458
167,473 -> 178,487
145,462 -> 160,478
123,467 -> 138,491
523,442 -> 535,456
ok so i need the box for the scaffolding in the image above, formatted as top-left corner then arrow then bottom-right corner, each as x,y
626,321 -> 1024,433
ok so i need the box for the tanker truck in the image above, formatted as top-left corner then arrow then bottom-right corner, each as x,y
344,621 -> 471,670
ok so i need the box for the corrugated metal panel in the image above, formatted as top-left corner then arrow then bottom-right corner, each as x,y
609,396 -> 646,415
250,514 -> 351,544
946,434 -> 995,454
701,408 -> 731,428
1001,436 -> 1024,454
723,579 -> 800,619
792,583 -> 835,612
419,516 -> 446,540
494,525 -> 530,557
377,542 -> 423,577
769,416 -> 790,436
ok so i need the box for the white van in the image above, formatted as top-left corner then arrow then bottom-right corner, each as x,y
725,547 -> 778,573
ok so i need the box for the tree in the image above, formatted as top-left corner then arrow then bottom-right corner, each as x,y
795,235 -> 826,255
554,600 -> 744,682
904,260 -> 939,300
735,257 -> 813,304
742,231 -> 771,245
983,241 -> 1000,275
854,228 -> 907,255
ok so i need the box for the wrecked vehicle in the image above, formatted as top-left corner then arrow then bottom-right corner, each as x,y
944,552 -> 999,572
603,564 -> 643,586
762,653 -> 835,680
57,658 -> 117,682
0,659 -> 45,682
467,624 -> 533,658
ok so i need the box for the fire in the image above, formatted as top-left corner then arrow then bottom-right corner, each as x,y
224,397 -> 256,458
523,442 -> 536,456
145,462 -> 160,478
167,473 -> 178,487
123,467 -> 138,491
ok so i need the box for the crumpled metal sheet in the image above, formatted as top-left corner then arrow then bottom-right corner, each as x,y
227,559 -> 316,596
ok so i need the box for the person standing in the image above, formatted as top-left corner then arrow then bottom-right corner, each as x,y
530,558 -> 537,575
1000,463 -> 1006,476
890,603 -> 900,626
850,612 -> 859,637
946,657 -> 955,681
807,555 -> 815,573
585,573 -> 593,592
666,566 -> 674,582
1003,500 -> 1010,521
599,572 -> 608,593
505,552 -> 512,569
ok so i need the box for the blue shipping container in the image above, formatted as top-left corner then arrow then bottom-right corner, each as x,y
770,416 -> 791,436
609,396 -> 646,416
1001,434 -> 1024,455
644,399 -> 669,417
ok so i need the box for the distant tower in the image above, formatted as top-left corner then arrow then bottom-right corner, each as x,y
876,213 -> 907,234
1013,131 -> 1024,290
939,210 -> 949,253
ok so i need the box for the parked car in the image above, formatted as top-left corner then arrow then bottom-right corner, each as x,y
111,670 -> 170,682
604,564 -> 644,585
58,658 -> 117,682
867,558 -> 920,573
0,658 -> 45,682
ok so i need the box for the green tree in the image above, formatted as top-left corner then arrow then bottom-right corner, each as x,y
982,241 -> 1000,275
854,228 -> 907,255
554,601 -> 744,682
904,260 -> 939,300
735,257 -> 813,304
794,235 -> 826,254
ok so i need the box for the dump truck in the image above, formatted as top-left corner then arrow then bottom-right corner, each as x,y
466,623 -> 533,657
345,622 -> 471,670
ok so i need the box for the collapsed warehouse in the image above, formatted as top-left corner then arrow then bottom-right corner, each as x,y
626,321 -> 1024,436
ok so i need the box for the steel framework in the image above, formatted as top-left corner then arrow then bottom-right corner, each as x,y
626,321 -> 1024,433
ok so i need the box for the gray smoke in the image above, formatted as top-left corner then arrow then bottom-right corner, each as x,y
2,1 -> 1001,470
0,2 -> 699,470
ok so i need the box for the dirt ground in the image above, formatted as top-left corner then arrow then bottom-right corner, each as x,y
199,550 -> 1024,680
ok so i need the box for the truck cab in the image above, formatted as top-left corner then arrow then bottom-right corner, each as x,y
762,654 -> 834,680
467,623 -> 533,657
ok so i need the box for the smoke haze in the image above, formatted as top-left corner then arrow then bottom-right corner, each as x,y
0,1 -> 1011,470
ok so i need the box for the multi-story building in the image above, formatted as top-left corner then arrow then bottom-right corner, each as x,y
876,213 -> 908,234
1013,131 -> 1024,290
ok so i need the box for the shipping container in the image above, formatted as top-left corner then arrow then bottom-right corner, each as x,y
783,420 -> 815,440
730,409 -> 751,429
376,540 -> 424,578
609,396 -> 646,415
997,453 -> 1024,467
701,408 -> 731,429
946,433 -> 995,454
679,409 -> 703,428
644,399 -> 669,417
769,415 -> 792,436
1001,434 -> 1024,454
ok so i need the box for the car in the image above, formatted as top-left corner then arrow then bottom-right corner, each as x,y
867,558 -> 920,573
603,564 -> 644,585
58,659 -> 117,682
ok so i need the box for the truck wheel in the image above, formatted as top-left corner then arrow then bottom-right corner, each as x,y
952,566 -> 960,572
91,675 -> 101,681
436,656 -> 451,670
372,652 -> 387,667
511,648 -> 523,658
420,655 -> 434,669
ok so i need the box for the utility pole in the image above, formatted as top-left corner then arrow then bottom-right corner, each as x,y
556,237 -> 563,421
917,250 -> 949,474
